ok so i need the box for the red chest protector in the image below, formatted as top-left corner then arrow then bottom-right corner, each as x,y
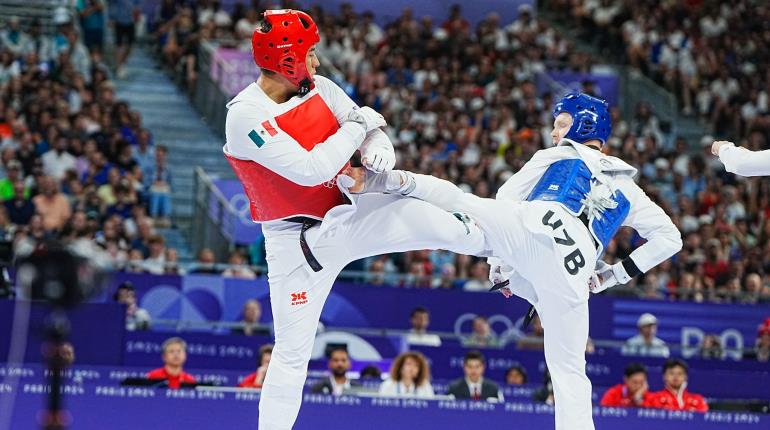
225,94 -> 349,222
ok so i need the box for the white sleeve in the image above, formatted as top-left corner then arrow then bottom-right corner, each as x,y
224,103 -> 366,187
718,144 -> 770,176
620,180 -> 683,273
495,150 -> 552,201
314,75 -> 395,163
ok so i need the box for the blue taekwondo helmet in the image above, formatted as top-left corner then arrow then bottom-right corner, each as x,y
552,92 -> 611,145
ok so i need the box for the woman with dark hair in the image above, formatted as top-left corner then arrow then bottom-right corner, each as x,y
378,351 -> 434,398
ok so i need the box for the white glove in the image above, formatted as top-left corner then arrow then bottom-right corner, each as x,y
489,258 -> 515,299
346,106 -> 386,133
589,260 -> 633,294
361,147 -> 395,173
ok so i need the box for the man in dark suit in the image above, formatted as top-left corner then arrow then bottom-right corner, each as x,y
310,348 -> 361,395
446,350 -> 503,401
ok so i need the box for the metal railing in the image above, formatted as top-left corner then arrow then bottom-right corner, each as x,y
191,167 -> 237,261
192,40 -> 233,138
616,65 -> 679,128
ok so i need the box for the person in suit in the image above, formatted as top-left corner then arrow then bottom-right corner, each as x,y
446,350 -> 503,402
310,348 -> 361,395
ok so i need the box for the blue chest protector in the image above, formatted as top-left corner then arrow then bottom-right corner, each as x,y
526,159 -> 630,252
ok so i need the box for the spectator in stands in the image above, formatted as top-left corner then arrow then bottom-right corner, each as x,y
379,351 -> 434,398
446,350 -> 503,402
142,234 -> 166,274
146,337 -> 197,389
360,365 -> 382,381
238,344 -> 272,388
33,176 -> 71,232
600,363 -> 653,408
232,299 -> 270,336
222,250 -> 257,279
0,160 -> 26,201
4,180 -> 34,226
41,135 -> 76,182
698,334 -> 723,360
190,248 -> 221,275
622,313 -> 670,358
145,144 -> 172,225
406,306 -> 441,347
462,261 -> 490,292
113,281 -> 150,331
516,315 -> 545,350
744,318 -> 770,362
109,0 -> 141,79
311,348 -> 361,395
0,17 -> 30,57
163,247 -> 184,275
463,315 -> 499,348
76,0 -> 106,55
648,359 -> 708,412
505,365 -> 528,385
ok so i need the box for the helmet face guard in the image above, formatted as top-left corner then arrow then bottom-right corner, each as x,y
552,92 -> 611,145
252,9 -> 320,96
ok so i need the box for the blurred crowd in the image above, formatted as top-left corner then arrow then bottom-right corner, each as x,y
0,4 -> 177,277
550,0 -> 770,140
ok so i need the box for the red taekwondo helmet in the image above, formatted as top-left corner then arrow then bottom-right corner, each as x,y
252,9 -> 320,96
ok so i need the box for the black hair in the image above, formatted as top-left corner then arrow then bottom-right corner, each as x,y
623,363 -> 647,378
112,281 -> 134,301
663,358 -> 689,374
464,350 -> 484,365
506,365 -> 528,383
410,306 -> 428,317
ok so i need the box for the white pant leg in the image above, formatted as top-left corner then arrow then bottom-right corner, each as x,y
259,192 -> 492,429
537,283 -> 593,430
343,193 -> 489,258
505,206 -> 596,430
258,229 -> 344,430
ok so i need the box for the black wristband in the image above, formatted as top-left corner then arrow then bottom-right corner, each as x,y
622,257 -> 642,278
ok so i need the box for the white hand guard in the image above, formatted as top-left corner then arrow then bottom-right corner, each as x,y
590,260 -> 633,294
346,106 -> 386,133
489,258 -> 515,298
362,147 -> 396,173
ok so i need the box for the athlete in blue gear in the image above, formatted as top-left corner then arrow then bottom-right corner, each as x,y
349,92 -> 682,430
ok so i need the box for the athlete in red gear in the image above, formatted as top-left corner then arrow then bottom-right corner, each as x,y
648,359 -> 708,412
599,363 -> 654,408
223,10 -> 489,429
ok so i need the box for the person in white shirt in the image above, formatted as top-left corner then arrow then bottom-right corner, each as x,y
41,136 -> 76,181
405,307 -> 442,347
621,313 -> 671,358
378,351 -> 434,398
713,139 -> 770,176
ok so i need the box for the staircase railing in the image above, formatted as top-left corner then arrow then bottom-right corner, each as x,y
191,167 -> 237,260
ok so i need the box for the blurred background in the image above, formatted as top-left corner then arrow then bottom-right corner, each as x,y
0,0 -> 768,429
